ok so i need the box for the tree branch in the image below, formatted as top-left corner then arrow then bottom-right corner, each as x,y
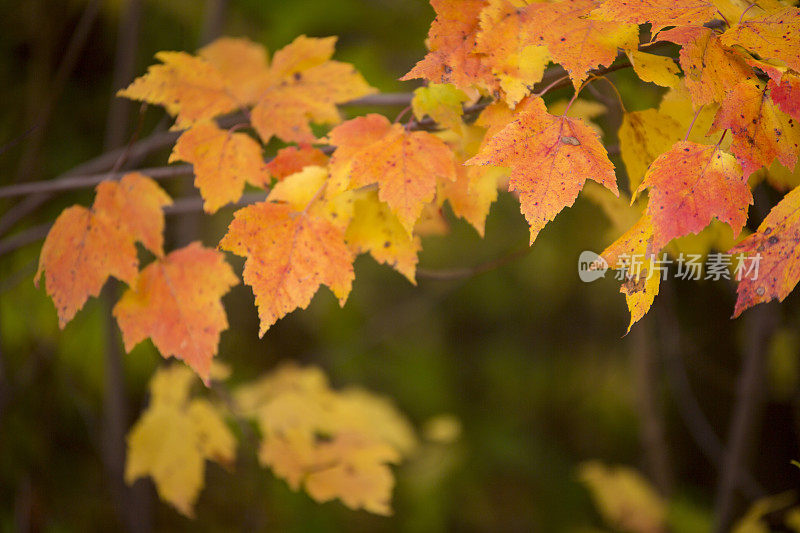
417,245 -> 532,281
658,284 -> 764,499
713,304 -> 778,532
630,322 -> 674,496
0,165 -> 194,199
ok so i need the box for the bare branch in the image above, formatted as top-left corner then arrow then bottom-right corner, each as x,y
0,165 -> 193,198
417,246 -> 532,281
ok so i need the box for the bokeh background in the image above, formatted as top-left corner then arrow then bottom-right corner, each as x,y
2,0 -> 800,531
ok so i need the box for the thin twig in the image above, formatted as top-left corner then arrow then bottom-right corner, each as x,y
417,245 -> 532,281
713,304 -> 778,532
0,165 -> 194,198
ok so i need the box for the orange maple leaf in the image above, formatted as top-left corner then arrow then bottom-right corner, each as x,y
769,74 -> 800,122
635,141 -> 751,252
400,0 -> 494,91
118,51 -> 240,129
475,0 -> 550,105
591,0 -> 718,35
720,7 -> 800,73
266,144 -> 330,181
169,121 -> 269,213
250,36 -> 376,145
219,202 -> 354,336
36,173 -> 171,328
113,242 -> 237,383
658,26 -> 753,108
712,79 -> 800,177
198,37 -> 271,105
120,36 -> 375,142
327,114 -> 457,234
729,184 -> 800,317
36,207 -> 138,328
467,97 -> 618,243
93,172 -> 172,256
478,0 -> 638,89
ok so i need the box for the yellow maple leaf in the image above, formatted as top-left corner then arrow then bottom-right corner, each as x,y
601,214 -> 660,331
119,51 -> 240,129
234,364 -> 415,515
591,0 -> 718,35
198,37 -> 271,105
345,190 -> 422,283
411,83 -> 469,132
720,7 -> 800,73
579,461 -> 667,533
126,365 -> 235,517
619,109 -> 684,192
627,50 -> 682,88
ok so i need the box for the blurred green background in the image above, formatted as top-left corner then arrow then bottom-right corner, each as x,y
2,0 -> 800,531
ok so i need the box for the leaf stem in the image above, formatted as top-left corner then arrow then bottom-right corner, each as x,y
738,3 -> 756,25
534,74 -> 570,99
683,105 -> 704,142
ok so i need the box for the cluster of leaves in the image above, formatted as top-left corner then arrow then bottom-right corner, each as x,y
34,0 -> 800,517
127,363 -> 417,516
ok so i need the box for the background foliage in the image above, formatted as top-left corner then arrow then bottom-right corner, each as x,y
2,0 -> 800,531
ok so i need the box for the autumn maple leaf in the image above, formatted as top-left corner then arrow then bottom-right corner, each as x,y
769,74 -> 800,122
113,243 -> 238,383
169,121 -> 270,213
219,201 -> 354,336
720,7 -> 800,73
729,184 -> 800,317
601,215 -> 660,331
327,114 -> 457,234
118,51 -> 240,129
126,365 -> 236,516
478,0 -> 638,90
266,144 -> 329,181
36,173 -> 171,327
635,141 -> 752,252
591,0 -> 718,35
400,0 -> 494,91
344,191 -> 422,283
467,97 -> 618,244
250,36 -> 376,145
658,26 -> 753,108
711,79 -> 800,177
120,36 -> 375,143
